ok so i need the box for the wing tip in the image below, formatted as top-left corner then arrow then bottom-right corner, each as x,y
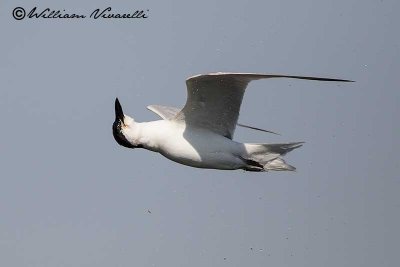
237,123 -> 281,135
186,72 -> 354,83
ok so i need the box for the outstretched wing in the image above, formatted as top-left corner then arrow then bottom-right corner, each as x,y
173,72 -> 353,139
147,104 -> 281,135
147,105 -> 181,120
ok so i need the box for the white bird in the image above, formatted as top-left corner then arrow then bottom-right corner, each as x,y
112,72 -> 352,172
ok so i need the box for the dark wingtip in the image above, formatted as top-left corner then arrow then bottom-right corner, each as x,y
327,78 -> 355,82
295,76 -> 355,82
272,75 -> 355,83
237,123 -> 281,135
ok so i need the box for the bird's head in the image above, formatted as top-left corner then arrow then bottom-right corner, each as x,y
112,98 -> 141,149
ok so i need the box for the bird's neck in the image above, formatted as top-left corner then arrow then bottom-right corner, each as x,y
124,122 -> 155,150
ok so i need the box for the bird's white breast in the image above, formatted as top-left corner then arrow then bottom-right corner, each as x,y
137,120 -> 242,169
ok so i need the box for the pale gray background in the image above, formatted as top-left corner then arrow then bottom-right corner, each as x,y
1,0 -> 399,266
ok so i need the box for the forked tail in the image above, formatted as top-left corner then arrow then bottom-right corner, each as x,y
242,142 -> 304,172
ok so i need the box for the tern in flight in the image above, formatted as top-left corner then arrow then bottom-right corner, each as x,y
113,73 -> 352,172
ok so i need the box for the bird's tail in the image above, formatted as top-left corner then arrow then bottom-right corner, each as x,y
242,142 -> 304,172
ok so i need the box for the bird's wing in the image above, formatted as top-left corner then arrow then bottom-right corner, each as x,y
173,72 -> 353,139
148,104 -> 281,135
147,105 -> 181,120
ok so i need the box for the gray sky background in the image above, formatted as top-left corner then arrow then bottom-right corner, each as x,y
1,0 -> 399,266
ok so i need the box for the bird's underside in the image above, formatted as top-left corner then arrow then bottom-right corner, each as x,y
114,72 -> 353,172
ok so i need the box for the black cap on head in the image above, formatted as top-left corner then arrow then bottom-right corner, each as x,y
112,98 -> 142,149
